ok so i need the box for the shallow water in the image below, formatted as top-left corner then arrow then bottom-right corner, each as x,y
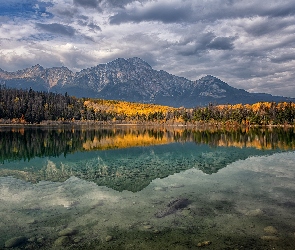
0,126 -> 295,249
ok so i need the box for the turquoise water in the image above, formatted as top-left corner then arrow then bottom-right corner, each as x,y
0,126 -> 295,249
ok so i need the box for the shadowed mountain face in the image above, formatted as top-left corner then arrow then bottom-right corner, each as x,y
1,57 -> 295,107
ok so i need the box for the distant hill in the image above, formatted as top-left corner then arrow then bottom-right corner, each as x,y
1,57 -> 295,107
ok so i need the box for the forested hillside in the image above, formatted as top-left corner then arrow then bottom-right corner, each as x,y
0,87 -> 295,126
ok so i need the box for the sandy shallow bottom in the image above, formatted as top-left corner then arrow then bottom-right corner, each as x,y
1,152 -> 295,249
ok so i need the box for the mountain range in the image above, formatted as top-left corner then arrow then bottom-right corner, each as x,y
1,57 -> 294,107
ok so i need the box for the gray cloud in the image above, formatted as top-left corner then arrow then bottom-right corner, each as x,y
207,37 -> 235,50
78,15 -> 89,20
108,1 -> 295,26
36,23 -> 76,36
73,0 -> 101,9
77,19 -> 101,31
178,33 -> 235,56
264,1 -> 295,17
52,7 -> 78,19
243,17 -> 293,36
110,3 -> 194,24
0,16 -> 9,25
88,22 -> 101,31
271,53 -> 295,63
102,0 -> 143,8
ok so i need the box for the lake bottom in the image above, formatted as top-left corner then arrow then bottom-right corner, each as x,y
1,152 -> 295,249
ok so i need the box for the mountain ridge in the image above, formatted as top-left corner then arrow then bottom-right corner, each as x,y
1,57 -> 294,107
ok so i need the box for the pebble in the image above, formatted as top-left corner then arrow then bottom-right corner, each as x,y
58,228 -> 78,236
27,219 -> 36,224
245,208 -> 264,216
181,209 -> 191,216
263,226 -> 278,235
5,236 -> 27,248
37,237 -> 44,243
170,183 -> 184,188
73,237 -> 82,243
154,187 -> 167,191
143,225 -> 153,229
105,235 -> 113,242
260,235 -> 279,241
54,236 -> 71,247
197,241 -> 211,247
27,237 -> 36,243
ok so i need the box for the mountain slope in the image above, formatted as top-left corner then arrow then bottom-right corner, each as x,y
1,57 -> 294,107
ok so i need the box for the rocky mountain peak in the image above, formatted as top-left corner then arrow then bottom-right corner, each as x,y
127,57 -> 152,69
104,57 -> 152,71
198,75 -> 225,84
31,64 -> 44,70
1,57 -> 295,107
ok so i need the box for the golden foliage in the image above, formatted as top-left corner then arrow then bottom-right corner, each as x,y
82,132 -> 173,150
84,98 -> 177,121
83,98 -> 295,126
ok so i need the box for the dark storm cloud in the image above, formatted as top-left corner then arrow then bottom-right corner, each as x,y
109,3 -> 194,24
36,23 -> 76,36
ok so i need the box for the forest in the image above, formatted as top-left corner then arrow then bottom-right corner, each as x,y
0,86 -> 295,126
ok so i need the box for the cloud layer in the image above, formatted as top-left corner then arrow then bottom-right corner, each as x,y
1,0 -> 295,97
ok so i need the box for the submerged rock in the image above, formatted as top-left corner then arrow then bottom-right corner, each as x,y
143,224 -> 153,229
169,183 -> 184,188
58,228 -> 78,236
245,208 -> 264,216
261,235 -> 279,241
155,198 -> 190,218
5,236 -> 27,248
197,241 -> 211,247
105,235 -> 113,242
263,226 -> 278,235
154,186 -> 167,191
54,236 -> 71,247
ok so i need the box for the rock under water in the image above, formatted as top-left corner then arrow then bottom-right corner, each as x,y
155,198 -> 190,218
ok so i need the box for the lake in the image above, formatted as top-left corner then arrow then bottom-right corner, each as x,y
0,126 -> 295,249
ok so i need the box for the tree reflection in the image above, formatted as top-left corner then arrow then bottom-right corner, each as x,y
0,126 -> 294,163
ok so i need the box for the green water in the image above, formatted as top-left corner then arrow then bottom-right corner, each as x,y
0,126 -> 295,249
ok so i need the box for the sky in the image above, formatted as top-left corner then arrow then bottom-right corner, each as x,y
1,0 -> 295,97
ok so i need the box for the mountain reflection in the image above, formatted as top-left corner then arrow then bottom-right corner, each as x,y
1,126 -> 295,163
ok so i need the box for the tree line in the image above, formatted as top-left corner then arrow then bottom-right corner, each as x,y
0,86 -> 84,123
1,86 -> 295,125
